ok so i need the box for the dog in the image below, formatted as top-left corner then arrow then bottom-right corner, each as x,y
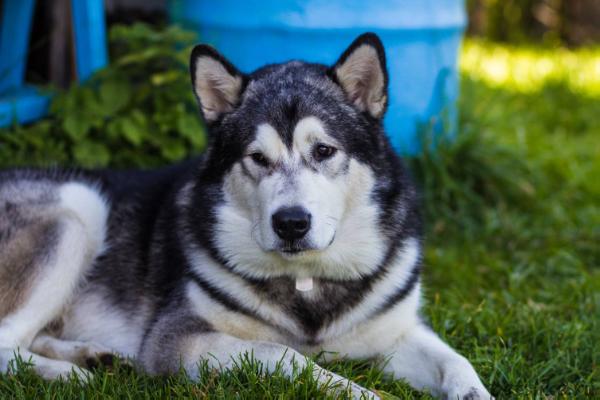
0,33 -> 492,399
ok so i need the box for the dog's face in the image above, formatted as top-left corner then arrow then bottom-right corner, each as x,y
190,33 -> 408,280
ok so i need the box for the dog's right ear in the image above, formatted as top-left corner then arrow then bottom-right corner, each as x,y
330,33 -> 388,119
190,45 -> 245,123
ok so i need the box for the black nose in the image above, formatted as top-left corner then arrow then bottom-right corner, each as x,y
272,206 -> 311,240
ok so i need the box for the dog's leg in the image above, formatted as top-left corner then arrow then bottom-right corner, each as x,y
382,323 -> 491,399
140,309 -> 379,400
0,182 -> 108,379
161,332 -> 377,399
0,347 -> 89,380
30,334 -> 120,370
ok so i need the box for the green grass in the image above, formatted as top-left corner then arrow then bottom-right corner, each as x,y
1,39 -> 598,399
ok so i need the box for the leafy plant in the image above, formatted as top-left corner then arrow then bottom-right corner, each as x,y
0,23 -> 205,169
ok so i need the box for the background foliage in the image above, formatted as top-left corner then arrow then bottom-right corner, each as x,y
0,23 -> 205,169
467,0 -> 600,46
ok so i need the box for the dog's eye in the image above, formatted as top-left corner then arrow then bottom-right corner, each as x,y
250,152 -> 269,167
314,144 -> 337,161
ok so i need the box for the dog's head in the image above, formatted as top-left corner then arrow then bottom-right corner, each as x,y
187,33 -> 418,280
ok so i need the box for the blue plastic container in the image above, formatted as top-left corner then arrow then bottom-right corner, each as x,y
0,0 -> 108,128
168,0 -> 465,154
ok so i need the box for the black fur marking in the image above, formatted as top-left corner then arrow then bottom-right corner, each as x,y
99,353 -> 116,367
85,357 -> 100,370
184,265 -> 286,334
247,276 -> 378,338
242,231 -> 417,338
372,262 -> 421,317
185,270 -> 252,317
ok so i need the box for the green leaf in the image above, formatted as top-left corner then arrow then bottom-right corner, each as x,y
160,139 -> 187,161
63,113 -> 91,140
150,70 -> 181,86
177,112 -> 205,149
119,110 -> 147,146
98,79 -> 131,116
73,141 -> 110,167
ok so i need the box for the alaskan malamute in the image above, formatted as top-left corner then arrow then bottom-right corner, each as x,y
0,33 -> 491,399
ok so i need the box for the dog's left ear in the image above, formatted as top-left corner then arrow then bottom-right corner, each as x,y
330,33 -> 388,119
190,44 -> 245,123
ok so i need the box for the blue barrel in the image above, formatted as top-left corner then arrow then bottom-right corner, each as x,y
169,0 -> 466,154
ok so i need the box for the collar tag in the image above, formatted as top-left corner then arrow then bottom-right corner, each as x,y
295,277 -> 314,292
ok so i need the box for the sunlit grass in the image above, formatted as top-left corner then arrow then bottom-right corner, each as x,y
410,39 -> 599,399
461,39 -> 600,96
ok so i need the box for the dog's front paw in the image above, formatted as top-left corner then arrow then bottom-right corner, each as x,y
332,378 -> 381,400
440,360 -> 493,400
445,385 -> 493,400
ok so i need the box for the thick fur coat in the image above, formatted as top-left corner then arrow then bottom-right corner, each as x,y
0,33 -> 491,399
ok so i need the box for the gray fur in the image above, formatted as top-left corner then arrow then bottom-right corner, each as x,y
0,181 -> 61,318
139,296 -> 213,375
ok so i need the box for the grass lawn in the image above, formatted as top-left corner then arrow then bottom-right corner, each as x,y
0,39 -> 598,399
